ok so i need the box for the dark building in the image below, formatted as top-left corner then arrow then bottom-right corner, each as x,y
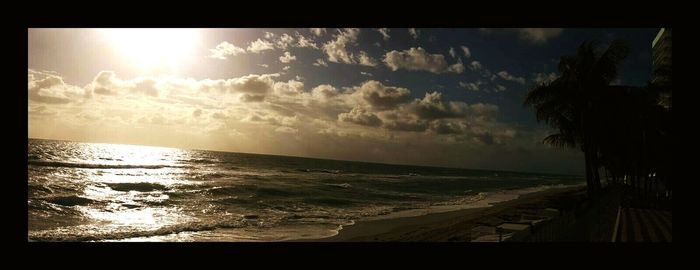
652,28 -> 671,84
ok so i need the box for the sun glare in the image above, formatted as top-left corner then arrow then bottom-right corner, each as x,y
98,28 -> 201,74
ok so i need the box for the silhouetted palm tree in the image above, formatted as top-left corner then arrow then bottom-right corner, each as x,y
525,40 -> 630,197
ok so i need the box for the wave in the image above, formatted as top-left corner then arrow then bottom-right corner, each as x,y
28,160 -> 178,169
326,183 -> 352,189
28,219 -> 249,242
296,168 -> 343,174
46,195 -> 96,206
105,182 -> 170,192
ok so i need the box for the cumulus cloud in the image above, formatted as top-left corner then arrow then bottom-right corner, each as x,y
383,118 -> 428,132
360,72 -> 373,77
132,78 -> 160,97
408,28 -> 419,39
461,46 -> 471,58
496,71 -> 526,84
408,92 -> 471,120
295,34 -> 318,49
313,58 -> 328,67
383,47 -> 464,74
275,33 -> 295,50
247,38 -> 275,53
532,72 -> 558,84
88,71 -> 123,96
339,107 -> 383,127
353,80 -> 412,110
323,28 -> 360,64
273,80 -> 304,96
210,42 -> 246,60
448,60 -> 465,73
358,51 -> 378,67
430,120 -> 463,135
377,28 -> 390,41
449,47 -> 456,58
312,84 -> 339,99
279,51 -> 297,63
469,61 -> 483,71
228,74 -> 278,95
378,111 -> 428,132
459,80 -> 484,91
310,28 -> 326,37
28,70 -> 84,104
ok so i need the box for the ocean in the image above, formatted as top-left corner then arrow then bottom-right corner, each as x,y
27,138 -> 584,241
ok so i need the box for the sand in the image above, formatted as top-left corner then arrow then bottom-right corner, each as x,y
298,186 -> 587,242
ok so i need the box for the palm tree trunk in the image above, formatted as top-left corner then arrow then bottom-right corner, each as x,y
584,147 -> 592,196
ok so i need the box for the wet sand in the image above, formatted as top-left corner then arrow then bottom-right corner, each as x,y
300,186 -> 586,242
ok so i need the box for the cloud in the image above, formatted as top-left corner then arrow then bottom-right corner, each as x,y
258,64 -> 269,68
353,80 -> 412,110
532,72 -> 558,84
408,28 -> 419,39
481,28 -> 564,45
282,66 -> 290,71
322,28 -> 361,64
275,126 -> 298,134
209,42 -> 246,60
279,51 -> 297,63
377,28 -> 390,41
408,92 -> 470,120
448,60 -> 465,73
247,38 -> 275,53
496,71 -> 526,84
358,51 -> 378,67
469,61 -> 483,71
495,85 -> 506,92
360,72 -> 373,77
461,46 -> 471,58
382,118 -> 428,132
339,107 -> 383,127
28,70 -> 83,104
430,120 -> 463,135
295,34 -> 318,49
132,78 -> 160,97
310,28 -> 326,37
273,80 -> 304,96
518,28 -> 564,44
459,80 -> 484,91
449,47 -> 456,58
312,84 -> 339,99
383,47 -> 463,74
88,71 -> 122,96
240,94 -> 266,102
275,33 -> 295,50
313,58 -> 328,67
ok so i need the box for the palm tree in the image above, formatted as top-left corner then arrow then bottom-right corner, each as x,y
525,40 -> 630,197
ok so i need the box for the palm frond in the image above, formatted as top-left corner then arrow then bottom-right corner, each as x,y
543,133 -> 577,149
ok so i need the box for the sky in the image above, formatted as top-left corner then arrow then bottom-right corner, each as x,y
27,28 -> 659,175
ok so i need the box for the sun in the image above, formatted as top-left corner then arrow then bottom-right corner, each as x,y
98,28 -> 202,74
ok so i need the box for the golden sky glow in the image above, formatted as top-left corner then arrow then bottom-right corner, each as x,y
97,29 -> 203,74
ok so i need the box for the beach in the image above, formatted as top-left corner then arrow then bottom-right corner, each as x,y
304,186 -> 587,242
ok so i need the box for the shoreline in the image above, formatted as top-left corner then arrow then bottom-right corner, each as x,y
296,185 -> 586,242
